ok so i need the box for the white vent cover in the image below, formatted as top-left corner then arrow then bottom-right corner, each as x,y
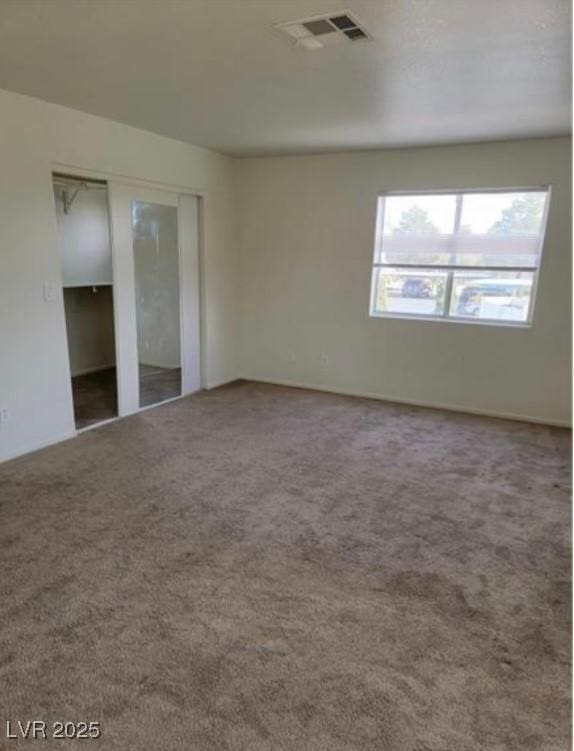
275,11 -> 371,50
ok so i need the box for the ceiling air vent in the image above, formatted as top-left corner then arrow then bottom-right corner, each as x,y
275,11 -> 371,50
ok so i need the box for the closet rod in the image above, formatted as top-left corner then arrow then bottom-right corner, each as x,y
53,174 -> 108,213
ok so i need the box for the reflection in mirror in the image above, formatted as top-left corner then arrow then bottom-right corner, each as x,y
132,200 -> 181,408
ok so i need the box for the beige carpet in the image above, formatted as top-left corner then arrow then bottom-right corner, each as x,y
0,381 -> 570,750
71,366 -> 182,430
71,368 -> 118,430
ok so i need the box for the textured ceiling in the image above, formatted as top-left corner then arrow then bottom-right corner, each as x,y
0,0 -> 570,156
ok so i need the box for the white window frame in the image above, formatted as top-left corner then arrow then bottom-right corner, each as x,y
369,186 -> 551,327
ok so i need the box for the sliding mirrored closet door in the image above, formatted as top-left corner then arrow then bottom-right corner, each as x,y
108,185 -> 200,417
132,198 -> 182,408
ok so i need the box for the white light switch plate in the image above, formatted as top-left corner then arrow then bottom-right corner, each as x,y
43,282 -> 56,303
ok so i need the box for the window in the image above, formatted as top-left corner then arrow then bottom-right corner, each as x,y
369,188 -> 550,325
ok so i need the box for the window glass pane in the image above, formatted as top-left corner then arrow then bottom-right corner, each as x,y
371,189 -> 547,324
377,194 -> 457,265
459,192 -> 547,236
455,191 -> 548,268
376,190 -> 549,268
372,268 -> 448,317
382,195 -> 457,235
449,271 -> 534,322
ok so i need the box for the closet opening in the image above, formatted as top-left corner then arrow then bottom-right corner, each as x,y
53,173 -> 118,430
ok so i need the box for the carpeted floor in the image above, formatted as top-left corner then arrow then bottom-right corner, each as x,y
139,364 -> 181,408
71,368 -> 118,430
0,381 -> 570,750
71,366 -> 181,429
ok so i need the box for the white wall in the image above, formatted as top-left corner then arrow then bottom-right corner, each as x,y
63,287 -> 116,376
0,88 -> 237,462
236,138 -> 572,425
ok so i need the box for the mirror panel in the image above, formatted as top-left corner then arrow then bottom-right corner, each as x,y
131,200 -> 181,408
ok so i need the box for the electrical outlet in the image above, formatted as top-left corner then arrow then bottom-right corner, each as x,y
320,354 -> 329,365
0,407 -> 10,423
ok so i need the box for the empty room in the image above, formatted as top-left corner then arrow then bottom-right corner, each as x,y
0,1 -> 571,749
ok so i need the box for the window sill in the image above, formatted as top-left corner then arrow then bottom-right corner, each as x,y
369,311 -> 532,328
